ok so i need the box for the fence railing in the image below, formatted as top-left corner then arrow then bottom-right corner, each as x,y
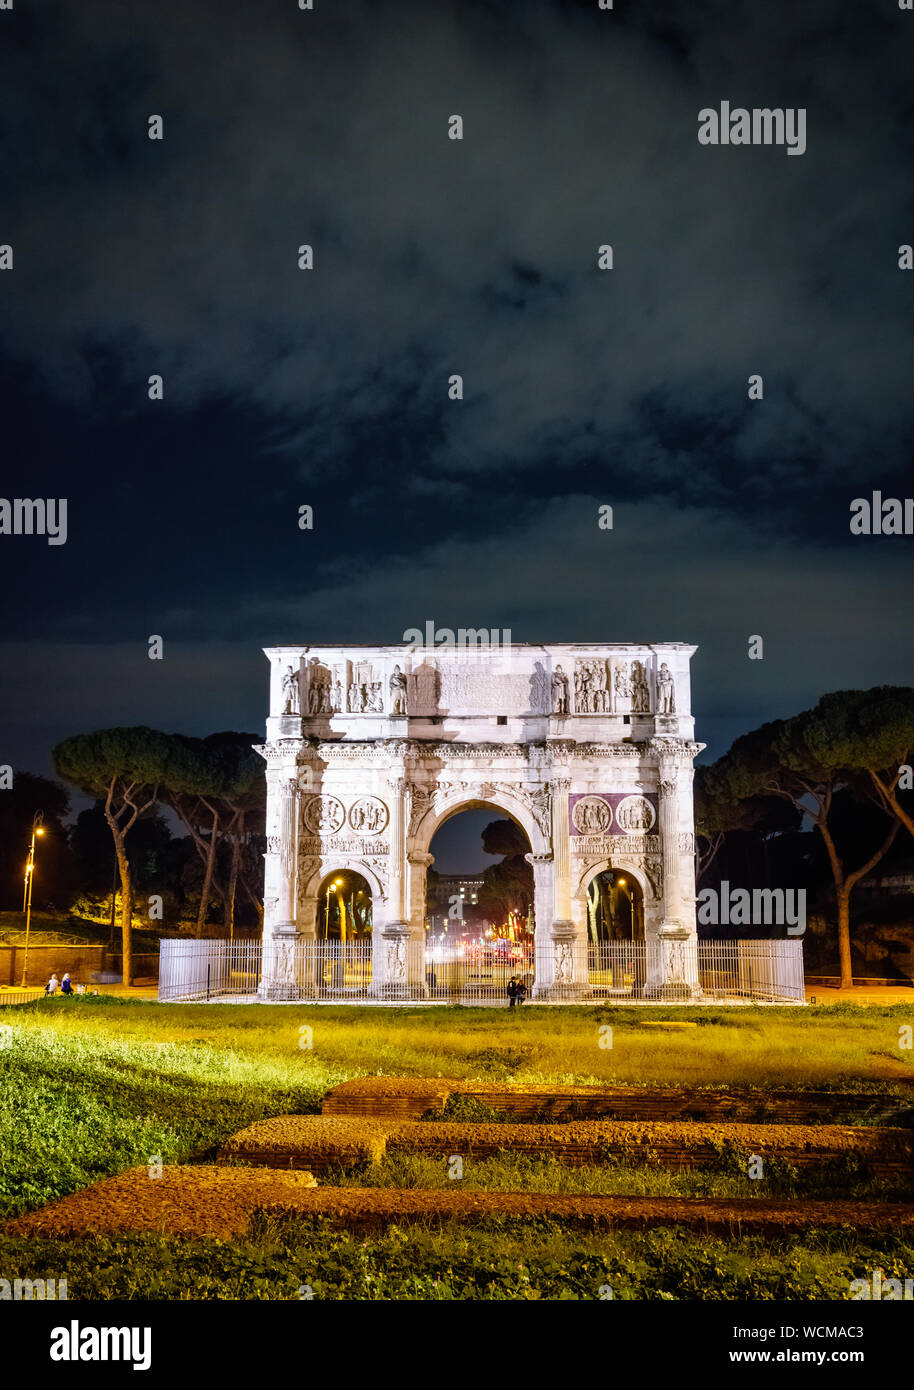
698,939 -> 806,1003
425,944 -> 535,1003
159,937 -> 805,1004
158,939 -> 262,1002
587,942 -> 650,997
0,987 -> 46,1008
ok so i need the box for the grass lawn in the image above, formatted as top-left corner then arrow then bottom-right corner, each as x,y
1,996 -> 912,1298
0,1219 -> 911,1301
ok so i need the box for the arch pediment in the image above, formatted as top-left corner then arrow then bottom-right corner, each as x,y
299,857 -> 388,903
575,855 -> 662,902
409,780 -> 550,857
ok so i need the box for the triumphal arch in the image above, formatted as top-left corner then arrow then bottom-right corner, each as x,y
256,640 -> 704,999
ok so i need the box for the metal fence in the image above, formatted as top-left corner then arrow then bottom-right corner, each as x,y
587,942 -> 651,997
158,938 -> 262,1002
425,943 -> 535,1003
0,987 -> 45,1008
699,938 -> 806,1003
159,936 -> 805,1004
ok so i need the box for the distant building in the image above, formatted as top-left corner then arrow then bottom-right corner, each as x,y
859,872 -> 914,898
427,876 -> 484,934
434,876 -> 483,906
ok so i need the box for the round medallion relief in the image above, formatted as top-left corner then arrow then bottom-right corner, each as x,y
572,796 -> 613,835
302,794 -> 345,835
614,795 -> 656,833
348,796 -> 389,835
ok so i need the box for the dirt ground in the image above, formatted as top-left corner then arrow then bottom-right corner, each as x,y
220,1113 -> 914,1173
6,1166 -> 912,1240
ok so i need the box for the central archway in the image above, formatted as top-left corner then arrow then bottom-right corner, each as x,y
417,800 -> 536,1001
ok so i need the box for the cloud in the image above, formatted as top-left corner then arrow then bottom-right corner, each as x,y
2,0 -> 913,507
7,491 -> 907,769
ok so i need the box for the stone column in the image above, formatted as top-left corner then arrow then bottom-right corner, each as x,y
371,775 -> 425,997
407,850 -> 434,996
658,765 -> 682,931
551,778 -> 572,924
527,851 -> 554,999
537,777 -> 587,999
649,750 -> 701,1000
678,759 -> 700,939
387,775 -> 407,923
259,775 -> 300,1001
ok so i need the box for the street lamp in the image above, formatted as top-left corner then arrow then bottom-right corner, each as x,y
616,876 -> 635,940
21,811 -> 45,988
324,878 -> 343,938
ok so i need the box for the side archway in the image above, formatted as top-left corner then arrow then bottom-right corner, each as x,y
574,859 -> 662,943
298,860 -> 385,939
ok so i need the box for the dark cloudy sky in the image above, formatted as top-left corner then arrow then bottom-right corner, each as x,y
2,0 -> 913,818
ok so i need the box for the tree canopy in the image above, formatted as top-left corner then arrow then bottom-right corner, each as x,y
704,688 -> 913,986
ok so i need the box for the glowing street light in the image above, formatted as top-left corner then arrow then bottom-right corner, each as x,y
324,877 -> 343,938
21,811 -> 45,988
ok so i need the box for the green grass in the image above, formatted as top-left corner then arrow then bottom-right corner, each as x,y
0,909 -> 165,947
304,1150 -> 914,1203
1,995 -> 912,1220
7,994 -> 914,1086
2,995 -> 913,1301
0,1219 -> 910,1300
0,1010 -> 343,1219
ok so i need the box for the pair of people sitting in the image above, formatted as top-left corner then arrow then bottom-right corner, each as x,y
45,972 -> 74,996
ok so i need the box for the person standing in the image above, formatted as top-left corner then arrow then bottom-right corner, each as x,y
507,976 -> 518,1008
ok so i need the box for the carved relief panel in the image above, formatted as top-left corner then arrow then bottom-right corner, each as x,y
346,659 -> 384,714
574,659 -> 610,713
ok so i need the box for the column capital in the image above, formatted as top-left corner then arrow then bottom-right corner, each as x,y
649,737 -> 705,762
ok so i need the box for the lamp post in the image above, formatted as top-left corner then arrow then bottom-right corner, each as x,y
21,811 -> 45,988
323,878 -> 343,939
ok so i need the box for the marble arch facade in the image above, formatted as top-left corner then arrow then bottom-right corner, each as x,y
256,641 -> 704,999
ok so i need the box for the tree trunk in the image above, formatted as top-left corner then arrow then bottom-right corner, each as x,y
586,887 -> 598,945
196,808 -> 219,936
600,878 -> 614,938
697,831 -> 725,882
836,890 -> 853,990
224,823 -> 242,942
870,771 -> 914,844
816,810 -> 899,994
101,776 -> 158,990
222,811 -> 244,939
114,837 -> 132,987
239,872 -> 263,927
108,853 -> 118,948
